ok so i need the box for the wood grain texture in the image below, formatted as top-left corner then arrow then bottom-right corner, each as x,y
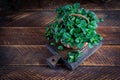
0,45 -> 120,66
11,0 -> 120,10
0,27 -> 119,45
0,0 -> 120,79
0,45 -> 52,66
1,10 -> 120,27
1,11 -> 55,27
0,66 -> 120,80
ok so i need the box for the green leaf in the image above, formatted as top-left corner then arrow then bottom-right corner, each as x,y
76,43 -> 84,48
77,23 -> 82,28
100,36 -> 103,40
46,27 -> 49,31
94,41 -> 99,45
66,21 -> 73,28
55,26 -> 59,32
77,52 -> 81,57
80,8 -> 86,15
81,28 -> 87,34
86,29 -> 96,38
68,42 -> 74,48
99,18 -> 104,22
50,42 -> 56,46
58,45 -> 64,50
71,16 -> 75,21
75,38 -> 80,43
64,4 -> 72,10
68,50 -> 82,63
77,20 -> 87,28
68,53 -> 74,59
53,33 -> 61,43
68,58 -> 74,63
63,33 -> 71,38
88,25 -> 96,29
55,38 -> 59,43
88,43 -> 93,48
74,28 -> 81,34
73,3 -> 80,9
90,21 -> 97,27
75,18 -> 81,24
60,28 -> 65,34
56,7 -> 62,13
81,22 -> 87,27
74,56 -> 78,62
70,28 -> 74,34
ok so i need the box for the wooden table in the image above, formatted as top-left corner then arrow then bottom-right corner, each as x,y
0,0 -> 120,79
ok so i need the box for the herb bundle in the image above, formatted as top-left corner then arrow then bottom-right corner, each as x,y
46,3 -> 103,49
46,3 -> 104,62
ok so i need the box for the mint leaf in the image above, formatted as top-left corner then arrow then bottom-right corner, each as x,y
99,18 -> 104,22
75,38 -> 80,43
75,18 -> 81,24
73,3 -> 80,9
58,45 -> 64,50
63,33 -> 71,38
70,28 -> 74,34
76,43 -> 84,48
94,41 -> 99,45
68,50 -> 82,63
50,42 -> 56,46
64,4 -> 72,10
88,43 -> 93,48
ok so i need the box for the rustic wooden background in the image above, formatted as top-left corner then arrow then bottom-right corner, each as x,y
0,0 -> 120,80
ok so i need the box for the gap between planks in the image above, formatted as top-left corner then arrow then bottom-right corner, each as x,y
19,9 -> 120,12
0,44 -> 119,47
0,26 -> 119,28
3,64 -> 120,67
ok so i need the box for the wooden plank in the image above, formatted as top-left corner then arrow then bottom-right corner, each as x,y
10,0 -> 120,10
0,45 -> 120,66
1,10 -> 120,27
0,27 -> 119,45
0,45 -> 52,66
0,66 -> 120,80
0,27 -> 46,45
1,11 -> 55,27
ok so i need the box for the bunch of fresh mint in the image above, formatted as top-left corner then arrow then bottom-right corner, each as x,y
46,3 -> 103,50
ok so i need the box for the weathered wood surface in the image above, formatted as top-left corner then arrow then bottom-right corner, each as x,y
0,45 -> 119,66
0,27 -> 119,45
0,66 -> 120,80
8,0 -> 120,10
0,0 -> 120,79
1,10 -> 120,27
